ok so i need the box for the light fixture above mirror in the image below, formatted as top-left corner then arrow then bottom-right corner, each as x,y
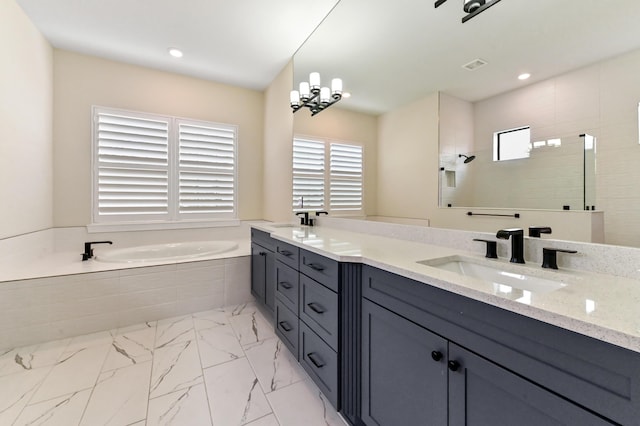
290,72 -> 343,116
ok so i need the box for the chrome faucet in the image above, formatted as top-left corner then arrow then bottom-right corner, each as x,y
496,228 -> 525,263
82,241 -> 112,261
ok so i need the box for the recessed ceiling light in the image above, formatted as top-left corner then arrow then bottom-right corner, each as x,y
168,48 -> 183,58
342,92 -> 352,98
518,73 -> 531,80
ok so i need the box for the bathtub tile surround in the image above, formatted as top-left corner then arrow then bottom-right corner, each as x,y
0,256 -> 251,351
0,304 -> 345,426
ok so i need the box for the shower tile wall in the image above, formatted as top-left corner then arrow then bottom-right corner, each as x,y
0,256 -> 251,351
470,48 -> 640,247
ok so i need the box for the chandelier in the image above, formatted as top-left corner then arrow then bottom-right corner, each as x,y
290,72 -> 343,116
435,0 -> 503,23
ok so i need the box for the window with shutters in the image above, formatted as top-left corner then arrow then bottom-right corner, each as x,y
292,136 -> 363,215
92,107 -> 237,228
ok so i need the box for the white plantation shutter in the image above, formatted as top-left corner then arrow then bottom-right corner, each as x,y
95,111 -> 170,219
292,136 -> 364,215
293,138 -> 325,211
92,107 -> 237,225
178,121 -> 237,217
330,143 -> 363,212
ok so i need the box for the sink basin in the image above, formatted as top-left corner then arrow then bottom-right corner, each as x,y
418,256 -> 568,294
270,223 -> 297,228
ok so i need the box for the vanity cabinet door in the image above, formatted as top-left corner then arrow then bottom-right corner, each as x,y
448,343 -> 615,426
251,232 -> 276,318
251,242 -> 266,301
362,299 -> 447,426
264,248 -> 276,314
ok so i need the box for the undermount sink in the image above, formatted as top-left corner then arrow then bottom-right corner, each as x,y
270,223 -> 297,228
418,256 -> 568,294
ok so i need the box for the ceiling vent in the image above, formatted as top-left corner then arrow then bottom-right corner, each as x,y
462,58 -> 488,71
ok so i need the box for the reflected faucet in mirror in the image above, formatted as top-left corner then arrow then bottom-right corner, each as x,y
529,226 -> 552,238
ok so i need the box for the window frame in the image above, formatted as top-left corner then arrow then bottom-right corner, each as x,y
292,135 -> 364,216
493,126 -> 531,161
90,106 -> 238,231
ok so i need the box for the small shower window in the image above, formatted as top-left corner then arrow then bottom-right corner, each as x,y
493,126 -> 530,161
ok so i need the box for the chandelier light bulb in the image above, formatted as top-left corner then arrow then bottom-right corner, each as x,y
331,78 -> 343,95
309,72 -> 321,90
320,87 -> 331,103
299,82 -> 310,99
290,90 -> 300,106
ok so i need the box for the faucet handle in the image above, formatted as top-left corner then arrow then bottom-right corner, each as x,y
473,239 -> 498,259
529,226 -> 552,238
541,247 -> 577,269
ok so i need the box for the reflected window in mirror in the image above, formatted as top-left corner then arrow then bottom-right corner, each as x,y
293,136 -> 363,215
493,126 -> 531,161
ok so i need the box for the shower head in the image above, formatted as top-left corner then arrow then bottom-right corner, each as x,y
459,154 -> 476,164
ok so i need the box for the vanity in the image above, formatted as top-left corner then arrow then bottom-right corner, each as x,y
251,223 -> 640,425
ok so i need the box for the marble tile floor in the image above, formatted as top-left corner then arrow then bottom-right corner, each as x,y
0,302 -> 347,426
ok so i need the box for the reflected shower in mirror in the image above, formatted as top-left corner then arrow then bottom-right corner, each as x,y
440,133 -> 596,210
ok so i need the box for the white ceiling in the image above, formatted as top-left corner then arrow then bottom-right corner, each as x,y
295,0 -> 640,114
16,0 -> 640,114
16,0 -> 340,90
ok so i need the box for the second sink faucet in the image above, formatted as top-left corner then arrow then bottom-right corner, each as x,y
496,228 -> 525,264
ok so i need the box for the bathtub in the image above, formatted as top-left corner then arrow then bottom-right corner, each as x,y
96,240 -> 239,263
0,225 -> 257,351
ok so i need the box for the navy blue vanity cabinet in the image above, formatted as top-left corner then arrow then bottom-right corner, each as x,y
274,259 -> 300,358
362,299 -> 448,425
360,265 -> 637,426
250,229 -> 276,319
297,248 -> 341,408
448,343 -> 613,426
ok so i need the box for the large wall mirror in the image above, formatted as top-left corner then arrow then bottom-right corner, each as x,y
293,0 -> 640,247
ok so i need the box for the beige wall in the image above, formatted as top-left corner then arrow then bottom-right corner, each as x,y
262,62 -> 295,222
0,0 -> 53,239
53,50 -> 264,226
294,107 -> 378,216
376,93 -> 439,219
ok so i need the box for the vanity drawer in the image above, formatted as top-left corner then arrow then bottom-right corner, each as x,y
251,228 -> 275,251
276,241 -> 299,269
300,249 -> 339,292
299,321 -> 339,408
275,261 -> 299,313
275,299 -> 299,358
299,274 -> 339,350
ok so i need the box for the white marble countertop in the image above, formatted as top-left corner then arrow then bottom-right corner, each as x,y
254,223 -> 640,354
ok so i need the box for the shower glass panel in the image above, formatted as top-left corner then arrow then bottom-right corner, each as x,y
439,133 -> 597,210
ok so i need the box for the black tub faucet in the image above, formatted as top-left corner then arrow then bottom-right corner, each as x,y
496,228 -> 525,264
82,241 -> 112,261
529,226 -> 552,238
296,212 -> 310,226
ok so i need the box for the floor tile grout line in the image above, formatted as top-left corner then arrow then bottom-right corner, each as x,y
190,311 -> 216,426
75,330 -> 118,426
143,320 -> 159,425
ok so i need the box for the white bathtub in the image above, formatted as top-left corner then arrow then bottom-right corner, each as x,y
0,226 -> 256,350
95,240 -> 239,263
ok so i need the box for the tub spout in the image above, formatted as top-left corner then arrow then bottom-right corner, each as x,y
82,241 -> 112,261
